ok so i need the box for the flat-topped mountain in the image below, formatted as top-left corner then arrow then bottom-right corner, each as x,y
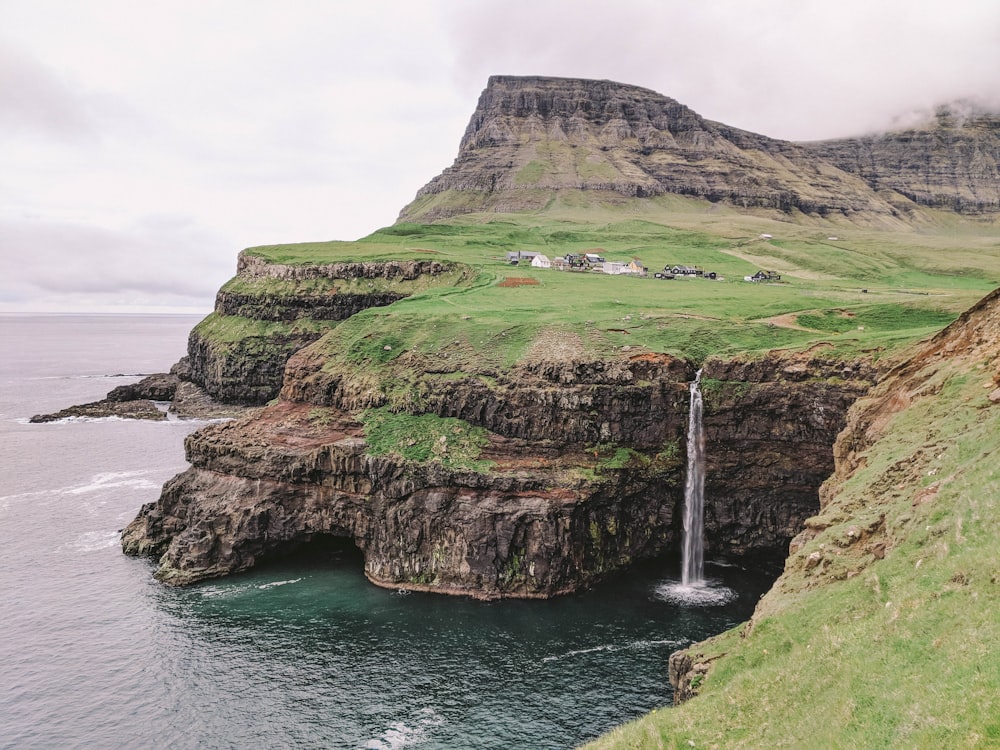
399,76 -> 1000,224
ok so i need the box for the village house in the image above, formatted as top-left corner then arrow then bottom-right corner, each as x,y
744,270 -> 782,282
668,265 -> 702,276
627,260 -> 647,276
530,253 -> 551,269
505,251 -> 540,265
602,261 -> 629,275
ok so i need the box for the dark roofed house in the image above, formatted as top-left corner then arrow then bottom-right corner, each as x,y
669,265 -> 702,276
506,251 -> 540,265
746,270 -> 782,282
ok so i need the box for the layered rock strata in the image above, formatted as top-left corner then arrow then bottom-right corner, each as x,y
398,75 -> 899,223
399,77 -> 1000,224
122,349 -> 875,598
804,102 -> 1000,214
177,253 -> 461,405
666,286 -> 1000,708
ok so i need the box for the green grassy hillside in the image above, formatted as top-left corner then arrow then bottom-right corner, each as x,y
203,190 -> 1000,745
244,197 -> 1000,373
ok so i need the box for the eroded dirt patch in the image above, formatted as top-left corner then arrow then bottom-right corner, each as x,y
498,277 -> 540,287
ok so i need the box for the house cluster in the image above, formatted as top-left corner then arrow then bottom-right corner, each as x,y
504,250 -> 780,286
654,265 -> 718,280
506,251 -> 648,277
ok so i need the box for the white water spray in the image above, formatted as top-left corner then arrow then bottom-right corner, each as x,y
681,369 -> 705,586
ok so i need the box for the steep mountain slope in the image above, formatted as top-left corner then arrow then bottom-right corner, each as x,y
805,101 -> 1000,214
586,287 -> 1000,748
398,76 -> 900,224
400,77 -> 1000,229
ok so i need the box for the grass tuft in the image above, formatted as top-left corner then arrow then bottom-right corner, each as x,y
360,407 -> 492,471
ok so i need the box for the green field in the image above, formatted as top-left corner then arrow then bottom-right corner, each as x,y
241,195 -> 1000,369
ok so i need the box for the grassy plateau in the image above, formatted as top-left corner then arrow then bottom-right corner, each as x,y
241,194 -> 1000,370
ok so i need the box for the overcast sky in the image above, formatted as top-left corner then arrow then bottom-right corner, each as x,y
3,0 -> 999,313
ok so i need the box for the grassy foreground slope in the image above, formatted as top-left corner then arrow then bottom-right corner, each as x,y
584,290 -> 1000,748
245,195 -> 1000,372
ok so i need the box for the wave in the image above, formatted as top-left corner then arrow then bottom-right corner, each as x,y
541,638 -> 683,664
364,708 -> 445,750
16,415 -> 134,425
16,414 -> 230,426
198,585 -> 250,599
63,471 -> 162,496
0,487 -> 52,507
257,578 -> 302,590
197,577 -> 304,599
58,530 -> 122,553
0,469 -> 177,514
31,373 -> 151,381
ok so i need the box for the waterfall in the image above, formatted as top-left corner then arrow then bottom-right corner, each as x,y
681,369 -> 705,586
656,369 -> 736,604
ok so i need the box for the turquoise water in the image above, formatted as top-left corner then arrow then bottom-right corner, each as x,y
0,315 -> 778,749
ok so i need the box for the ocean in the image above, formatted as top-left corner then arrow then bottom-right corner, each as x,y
0,314 -> 776,749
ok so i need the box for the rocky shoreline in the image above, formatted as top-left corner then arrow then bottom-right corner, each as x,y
30,372 -> 252,423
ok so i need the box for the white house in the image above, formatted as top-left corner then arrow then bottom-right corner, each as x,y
530,254 -> 551,269
602,262 -> 629,275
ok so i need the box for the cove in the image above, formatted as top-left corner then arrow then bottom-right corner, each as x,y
158,542 -> 780,748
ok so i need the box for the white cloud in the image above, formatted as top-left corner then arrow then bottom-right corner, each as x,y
447,0 -> 1000,139
0,215 -> 233,312
0,42 -> 100,140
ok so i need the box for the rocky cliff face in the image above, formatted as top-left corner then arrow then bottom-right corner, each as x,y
699,355 -> 876,558
122,344 -> 875,597
174,253 -> 463,405
121,401 -> 681,597
121,74 -> 961,598
669,304 -> 1000,744
804,102 -> 1000,214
